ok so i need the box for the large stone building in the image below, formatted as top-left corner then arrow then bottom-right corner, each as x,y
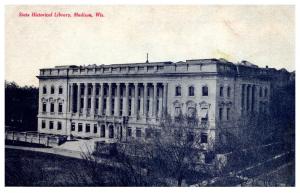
37,58 -> 281,149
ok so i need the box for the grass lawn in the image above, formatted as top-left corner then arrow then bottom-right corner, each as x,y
5,148 -> 113,186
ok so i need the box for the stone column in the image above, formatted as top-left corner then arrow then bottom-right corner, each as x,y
163,83 -> 168,116
69,83 -> 73,113
115,83 -> 120,116
249,85 -> 252,112
153,83 -> 157,117
143,83 -> 148,116
84,83 -> 89,115
99,83 -> 104,116
91,83 -> 96,115
106,83 -> 111,116
124,83 -> 129,116
134,83 -> 139,117
241,84 -> 245,115
158,87 -> 163,118
77,83 -> 81,114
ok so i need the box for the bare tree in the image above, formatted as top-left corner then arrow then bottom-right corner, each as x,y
149,113 -> 207,186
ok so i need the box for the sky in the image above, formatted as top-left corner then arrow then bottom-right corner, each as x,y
5,5 -> 295,87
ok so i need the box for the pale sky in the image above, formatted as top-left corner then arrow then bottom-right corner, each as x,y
5,5 -> 295,87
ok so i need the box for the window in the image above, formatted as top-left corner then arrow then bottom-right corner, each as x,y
80,98 -> 84,109
175,107 -> 182,117
95,98 -> 99,110
100,125 -> 105,137
201,117 -> 208,124
96,86 -> 100,95
59,86 -> 63,94
109,126 -> 114,138
127,127 -> 132,137
202,86 -> 208,96
88,85 -> 92,95
201,133 -> 208,143
94,124 -> 97,133
58,103 -> 63,113
51,86 -> 55,94
43,86 -> 47,94
86,124 -> 90,133
71,123 -> 75,131
42,120 -> 46,129
226,108 -> 230,120
136,128 -> 142,138
175,86 -> 181,96
264,88 -> 268,97
78,123 -> 83,132
50,103 -> 55,113
227,87 -> 231,97
42,102 -> 47,112
188,86 -> 195,96
49,121 -> 54,129
88,98 -> 91,109
57,122 -> 62,130
259,87 -> 263,97
220,86 -> 223,97
219,108 -> 223,120
145,128 -> 152,139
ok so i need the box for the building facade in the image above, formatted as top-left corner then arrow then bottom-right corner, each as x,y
37,58 -> 277,149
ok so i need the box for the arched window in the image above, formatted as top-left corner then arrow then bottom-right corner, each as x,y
227,87 -> 231,97
188,86 -> 195,96
50,86 -> 55,94
264,88 -> 268,97
202,86 -> 208,96
175,86 -> 181,96
219,86 -> 224,97
42,86 -> 47,94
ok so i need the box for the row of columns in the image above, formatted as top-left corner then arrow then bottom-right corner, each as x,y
241,84 -> 257,114
69,82 -> 168,118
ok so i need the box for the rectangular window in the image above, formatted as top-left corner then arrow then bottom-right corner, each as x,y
71,123 -> 75,131
88,98 -> 91,108
50,103 -> 55,113
136,128 -> 142,138
58,103 -> 63,113
95,98 -> 99,110
57,122 -> 62,130
226,108 -> 230,120
88,86 -> 92,95
49,121 -> 54,129
127,127 -> 132,137
145,128 -> 152,139
96,86 -> 100,95
42,103 -> 47,112
86,124 -> 90,133
94,124 -> 97,134
80,98 -> 84,109
219,108 -> 223,120
41,120 -> 46,129
100,126 -> 105,137
78,123 -> 83,132
59,87 -> 63,94
201,133 -> 208,143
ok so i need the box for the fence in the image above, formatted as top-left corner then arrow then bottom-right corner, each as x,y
5,131 -> 68,147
